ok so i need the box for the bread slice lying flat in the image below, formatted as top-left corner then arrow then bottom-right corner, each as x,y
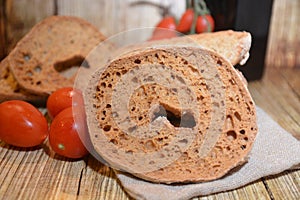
84,45 -> 257,183
8,15 -> 106,96
0,58 -> 46,103
187,30 -> 251,66
141,30 -> 251,66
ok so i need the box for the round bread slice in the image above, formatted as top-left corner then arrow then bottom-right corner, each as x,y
8,15 -> 106,96
84,46 -> 257,183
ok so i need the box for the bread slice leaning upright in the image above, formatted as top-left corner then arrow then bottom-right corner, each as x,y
8,15 -> 106,96
83,38 -> 258,183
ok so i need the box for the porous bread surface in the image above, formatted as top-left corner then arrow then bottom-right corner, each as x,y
187,30 -> 251,66
84,46 -> 257,183
0,58 -> 46,103
144,30 -> 251,66
8,15 -> 106,95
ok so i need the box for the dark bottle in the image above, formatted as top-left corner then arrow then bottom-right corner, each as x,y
206,0 -> 274,81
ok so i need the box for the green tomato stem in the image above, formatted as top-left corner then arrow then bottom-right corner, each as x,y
186,0 -> 191,9
189,7 -> 198,34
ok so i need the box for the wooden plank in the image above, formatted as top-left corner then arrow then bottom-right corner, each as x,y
265,0 -> 300,68
0,141 -> 85,199
248,69 -> 300,139
0,0 -> 6,60
280,69 -> 300,97
192,181 -> 271,200
264,170 -> 300,200
5,0 -> 55,53
56,0 -> 185,41
78,157 -> 130,199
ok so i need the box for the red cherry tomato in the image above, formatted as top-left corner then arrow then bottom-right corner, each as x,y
149,16 -> 177,41
155,16 -> 177,30
49,107 -> 88,159
0,100 -> 48,147
196,14 -> 215,33
47,87 -> 77,119
176,9 -> 194,33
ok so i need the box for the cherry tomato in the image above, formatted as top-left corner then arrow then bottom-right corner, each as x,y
0,100 -> 48,147
49,107 -> 88,159
196,14 -> 215,33
47,87 -> 77,119
149,16 -> 177,41
155,16 -> 177,30
176,9 -> 194,33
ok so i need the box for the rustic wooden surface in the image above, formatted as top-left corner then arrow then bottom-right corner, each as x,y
0,0 -> 299,199
1,0 -> 300,68
265,0 -> 300,69
0,67 -> 299,200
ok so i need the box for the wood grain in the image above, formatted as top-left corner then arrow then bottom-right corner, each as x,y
0,0 -> 6,60
264,170 -> 300,199
248,68 -> 300,140
266,0 -> 300,69
0,0 -> 299,199
5,0 -> 55,53
56,0 -> 185,41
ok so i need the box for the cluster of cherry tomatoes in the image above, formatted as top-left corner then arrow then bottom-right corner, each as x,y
0,87 -> 88,159
150,0 -> 215,40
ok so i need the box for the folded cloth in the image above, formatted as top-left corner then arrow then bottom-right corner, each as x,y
115,106 -> 300,200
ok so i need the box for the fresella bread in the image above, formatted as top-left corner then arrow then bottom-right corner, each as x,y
83,44 -> 257,183
8,15 -> 106,96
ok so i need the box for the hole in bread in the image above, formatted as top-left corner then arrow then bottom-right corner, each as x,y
13,87 -> 20,93
126,150 -> 133,155
100,82 -> 106,88
54,55 -> 89,78
134,59 -> 141,64
239,129 -> 245,135
23,53 -> 31,61
152,104 -> 196,128
110,139 -> 118,145
226,130 -> 237,141
34,66 -> 41,73
103,125 -> 111,132
26,71 -> 33,77
234,111 -> 241,121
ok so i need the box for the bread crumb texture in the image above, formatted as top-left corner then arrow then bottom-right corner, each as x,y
85,46 -> 257,183
8,16 -> 106,95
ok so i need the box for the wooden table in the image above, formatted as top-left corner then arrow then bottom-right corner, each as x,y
0,67 -> 299,200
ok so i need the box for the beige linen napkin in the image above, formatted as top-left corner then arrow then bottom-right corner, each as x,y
115,106 -> 300,200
